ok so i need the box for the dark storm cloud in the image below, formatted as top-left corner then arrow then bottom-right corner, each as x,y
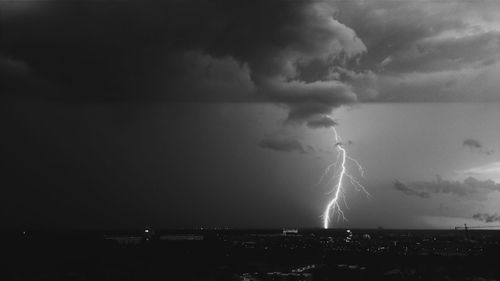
335,0 -> 465,69
1,0 -> 265,102
381,31 -> 500,73
472,213 -> 500,223
259,137 -> 309,154
306,116 -> 338,129
463,139 -> 483,149
3,0 -> 500,107
334,0 -> 500,102
0,0 -> 369,122
395,176 -> 500,200
393,180 -> 430,199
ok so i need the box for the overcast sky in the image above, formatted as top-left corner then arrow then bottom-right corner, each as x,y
2,0 -> 500,229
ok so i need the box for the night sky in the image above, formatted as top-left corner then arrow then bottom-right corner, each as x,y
2,0 -> 500,229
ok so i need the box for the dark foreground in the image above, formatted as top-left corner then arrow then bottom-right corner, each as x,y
3,228 -> 500,281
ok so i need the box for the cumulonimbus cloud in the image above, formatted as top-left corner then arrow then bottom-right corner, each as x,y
0,0 -> 366,119
0,0 -> 371,124
2,0 -> 500,118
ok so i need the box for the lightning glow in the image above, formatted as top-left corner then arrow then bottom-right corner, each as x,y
322,126 -> 370,229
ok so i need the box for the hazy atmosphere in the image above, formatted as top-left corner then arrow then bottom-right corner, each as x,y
2,0 -> 500,230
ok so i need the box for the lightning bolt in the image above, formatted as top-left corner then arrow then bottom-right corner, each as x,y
322,126 -> 370,229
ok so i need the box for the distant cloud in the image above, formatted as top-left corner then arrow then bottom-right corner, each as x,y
463,138 -> 482,149
306,116 -> 338,129
472,213 -> 500,223
463,138 -> 493,155
259,137 -> 310,154
394,175 -> 500,200
393,180 -> 430,199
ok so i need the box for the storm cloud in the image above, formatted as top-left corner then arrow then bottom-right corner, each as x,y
464,139 -> 483,149
463,138 -> 493,155
393,180 -> 430,199
472,213 -> 500,223
394,176 -> 500,200
0,0 -> 371,123
259,137 -> 309,154
2,0 -> 500,118
306,116 -> 338,129
335,0 -> 500,102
